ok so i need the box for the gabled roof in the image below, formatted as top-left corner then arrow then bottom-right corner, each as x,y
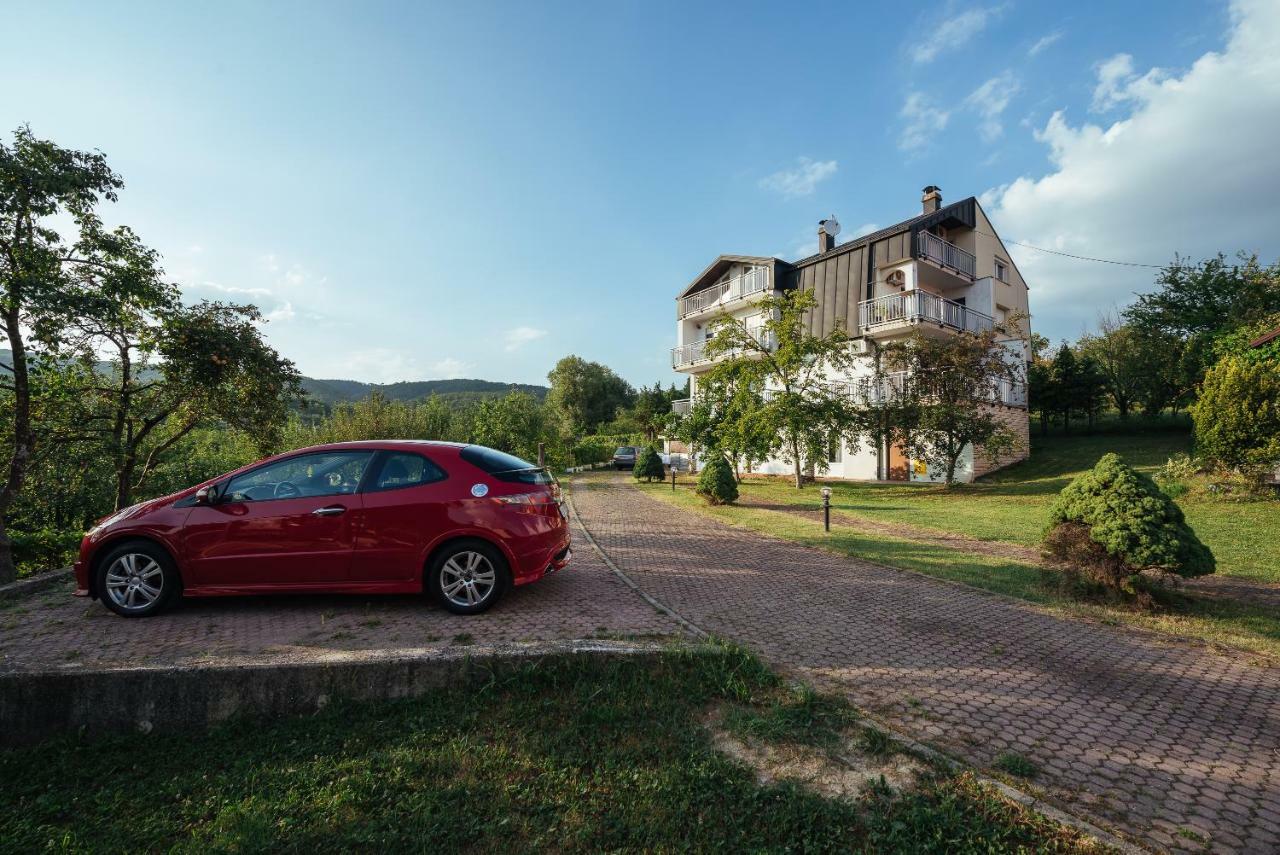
788,196 -> 978,268
677,254 -> 787,299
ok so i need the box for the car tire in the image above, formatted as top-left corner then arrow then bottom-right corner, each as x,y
95,540 -> 181,618
428,539 -> 511,615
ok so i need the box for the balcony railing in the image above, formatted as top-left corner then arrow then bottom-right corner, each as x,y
670,329 -> 777,370
678,268 -> 770,318
917,232 -> 976,278
669,374 -> 1026,413
858,290 -> 994,335
671,398 -> 692,415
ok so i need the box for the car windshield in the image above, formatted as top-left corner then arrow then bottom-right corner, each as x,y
224,451 -> 373,502
615,447 -> 635,455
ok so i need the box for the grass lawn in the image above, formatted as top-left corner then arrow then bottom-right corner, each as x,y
632,430 -> 1280,662
719,431 -> 1279,586
0,647 -> 1098,853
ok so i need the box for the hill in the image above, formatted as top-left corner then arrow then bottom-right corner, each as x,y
3,349 -> 547,408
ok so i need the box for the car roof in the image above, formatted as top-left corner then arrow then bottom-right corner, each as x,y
277,439 -> 469,456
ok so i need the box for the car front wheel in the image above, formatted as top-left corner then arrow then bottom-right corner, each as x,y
96,541 -> 181,618
428,540 -> 510,615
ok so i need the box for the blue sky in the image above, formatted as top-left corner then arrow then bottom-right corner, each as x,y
5,0 -> 1277,387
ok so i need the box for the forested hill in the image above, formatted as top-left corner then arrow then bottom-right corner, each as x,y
2,349 -> 547,408
301,376 -> 548,406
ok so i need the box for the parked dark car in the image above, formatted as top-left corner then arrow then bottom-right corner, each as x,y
611,446 -> 638,470
73,441 -> 571,618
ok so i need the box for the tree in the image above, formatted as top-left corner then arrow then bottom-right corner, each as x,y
1,127 -> 128,582
1026,358 -> 1054,436
879,327 -> 1024,485
467,390 -> 556,465
545,355 -> 635,436
1189,356 -> 1280,479
702,289 -> 859,489
696,451 -> 738,504
672,374 -> 771,481
1077,313 -> 1144,420
633,445 -> 665,482
1075,354 -> 1108,434
1048,344 -> 1080,433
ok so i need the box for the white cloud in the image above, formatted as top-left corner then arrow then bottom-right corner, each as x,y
910,5 -> 1005,64
964,71 -> 1021,142
431,357 -> 469,379
759,157 -> 838,198
1090,53 -> 1168,112
899,92 -> 951,152
985,0 -> 1280,342
1028,31 -> 1063,57
503,325 -> 548,352
329,349 -> 424,384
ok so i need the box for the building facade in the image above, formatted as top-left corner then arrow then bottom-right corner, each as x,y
668,186 -> 1031,483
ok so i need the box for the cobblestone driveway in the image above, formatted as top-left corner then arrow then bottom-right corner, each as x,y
572,473 -> 1280,854
0,516 -> 679,674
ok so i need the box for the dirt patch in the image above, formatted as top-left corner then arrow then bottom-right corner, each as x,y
707,713 -> 927,798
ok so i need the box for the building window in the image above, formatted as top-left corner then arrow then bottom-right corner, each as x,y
828,437 -> 842,464
995,259 -> 1008,282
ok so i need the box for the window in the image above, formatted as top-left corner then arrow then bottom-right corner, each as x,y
828,438 -> 843,464
369,452 -> 446,492
224,451 -> 374,503
460,445 -> 552,484
995,259 -> 1008,282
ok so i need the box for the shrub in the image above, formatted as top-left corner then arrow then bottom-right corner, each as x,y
1190,355 -> 1280,479
633,446 -> 665,482
1045,453 -> 1215,586
696,452 -> 739,505
1156,453 -> 1201,483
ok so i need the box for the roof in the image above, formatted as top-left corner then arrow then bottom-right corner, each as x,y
788,196 -> 978,268
677,254 -> 786,299
1248,326 -> 1280,348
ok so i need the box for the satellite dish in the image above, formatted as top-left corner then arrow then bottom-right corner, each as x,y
821,216 -> 841,237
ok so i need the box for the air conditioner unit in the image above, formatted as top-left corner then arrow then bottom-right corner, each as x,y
849,338 -> 874,356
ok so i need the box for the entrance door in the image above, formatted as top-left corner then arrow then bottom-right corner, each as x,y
887,441 -> 910,481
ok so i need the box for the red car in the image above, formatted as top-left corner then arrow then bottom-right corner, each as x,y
73,441 -> 571,617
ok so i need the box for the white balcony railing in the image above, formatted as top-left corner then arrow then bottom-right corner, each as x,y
670,398 -> 692,415
678,268 -> 771,318
671,329 -> 776,370
669,373 -> 1026,413
858,291 -> 994,335
917,232 -> 976,278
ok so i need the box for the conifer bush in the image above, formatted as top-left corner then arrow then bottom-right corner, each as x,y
696,452 -> 739,505
633,445 -> 666,483
1044,453 -> 1214,590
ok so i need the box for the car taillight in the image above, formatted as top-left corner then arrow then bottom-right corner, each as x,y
495,492 -> 558,513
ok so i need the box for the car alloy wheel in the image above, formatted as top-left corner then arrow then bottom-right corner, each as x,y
440,550 -> 498,608
104,552 -> 165,612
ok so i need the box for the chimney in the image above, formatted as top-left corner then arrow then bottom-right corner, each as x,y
921,185 -> 942,214
817,216 -> 838,254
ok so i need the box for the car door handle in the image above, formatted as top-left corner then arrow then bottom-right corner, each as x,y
312,505 -> 346,516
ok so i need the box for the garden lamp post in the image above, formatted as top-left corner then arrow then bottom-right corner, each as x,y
821,486 -> 831,531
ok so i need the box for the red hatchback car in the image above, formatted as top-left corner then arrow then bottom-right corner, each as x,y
73,441 -> 571,617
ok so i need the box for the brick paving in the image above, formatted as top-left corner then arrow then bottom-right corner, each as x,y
572,473 -> 1280,854
0,516 -> 680,674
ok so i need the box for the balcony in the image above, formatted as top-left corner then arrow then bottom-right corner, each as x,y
671,330 -> 776,370
670,398 -> 692,415
678,268 -> 771,319
847,371 -> 1027,409
858,290 -> 994,337
917,231 -> 976,278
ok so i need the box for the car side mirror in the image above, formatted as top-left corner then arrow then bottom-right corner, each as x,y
195,486 -> 215,506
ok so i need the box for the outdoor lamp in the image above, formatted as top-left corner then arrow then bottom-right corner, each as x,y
821,487 -> 832,531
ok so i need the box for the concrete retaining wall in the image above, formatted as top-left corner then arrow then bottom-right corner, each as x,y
0,640 -> 671,748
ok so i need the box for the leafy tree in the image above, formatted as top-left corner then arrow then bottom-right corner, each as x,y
696,451 -> 738,504
672,375 -> 771,481
1075,354 -> 1108,434
1209,313 -> 1280,365
703,289 -> 858,489
545,355 -> 635,436
1077,313 -> 1144,420
880,328 -> 1024,485
1,127 -> 132,582
1046,453 -> 1215,587
633,445 -> 665,482
1026,358 -> 1054,436
1048,344 -> 1080,433
466,390 -> 556,465
289,392 -> 459,446
1189,356 -> 1280,479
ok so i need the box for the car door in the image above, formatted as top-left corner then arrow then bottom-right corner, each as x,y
182,450 -> 375,588
349,450 -> 453,584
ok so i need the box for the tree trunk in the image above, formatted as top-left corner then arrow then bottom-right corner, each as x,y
789,435 -> 804,489
0,306 -> 34,584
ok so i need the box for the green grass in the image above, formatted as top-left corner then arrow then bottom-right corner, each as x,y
720,431 -> 1279,586
994,752 -> 1040,779
636,467 -> 1280,662
0,647 -> 1098,853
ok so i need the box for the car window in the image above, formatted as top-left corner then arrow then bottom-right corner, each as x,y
224,451 -> 374,503
459,445 -> 538,474
615,447 -> 635,455
368,452 -> 446,492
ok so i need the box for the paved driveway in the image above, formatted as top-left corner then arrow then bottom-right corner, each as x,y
0,515 -> 679,674
571,473 -> 1280,855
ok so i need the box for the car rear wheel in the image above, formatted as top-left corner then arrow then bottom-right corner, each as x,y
96,541 -> 180,618
428,540 -> 510,615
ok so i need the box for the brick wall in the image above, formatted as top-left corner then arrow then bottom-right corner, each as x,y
972,405 -> 1030,478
